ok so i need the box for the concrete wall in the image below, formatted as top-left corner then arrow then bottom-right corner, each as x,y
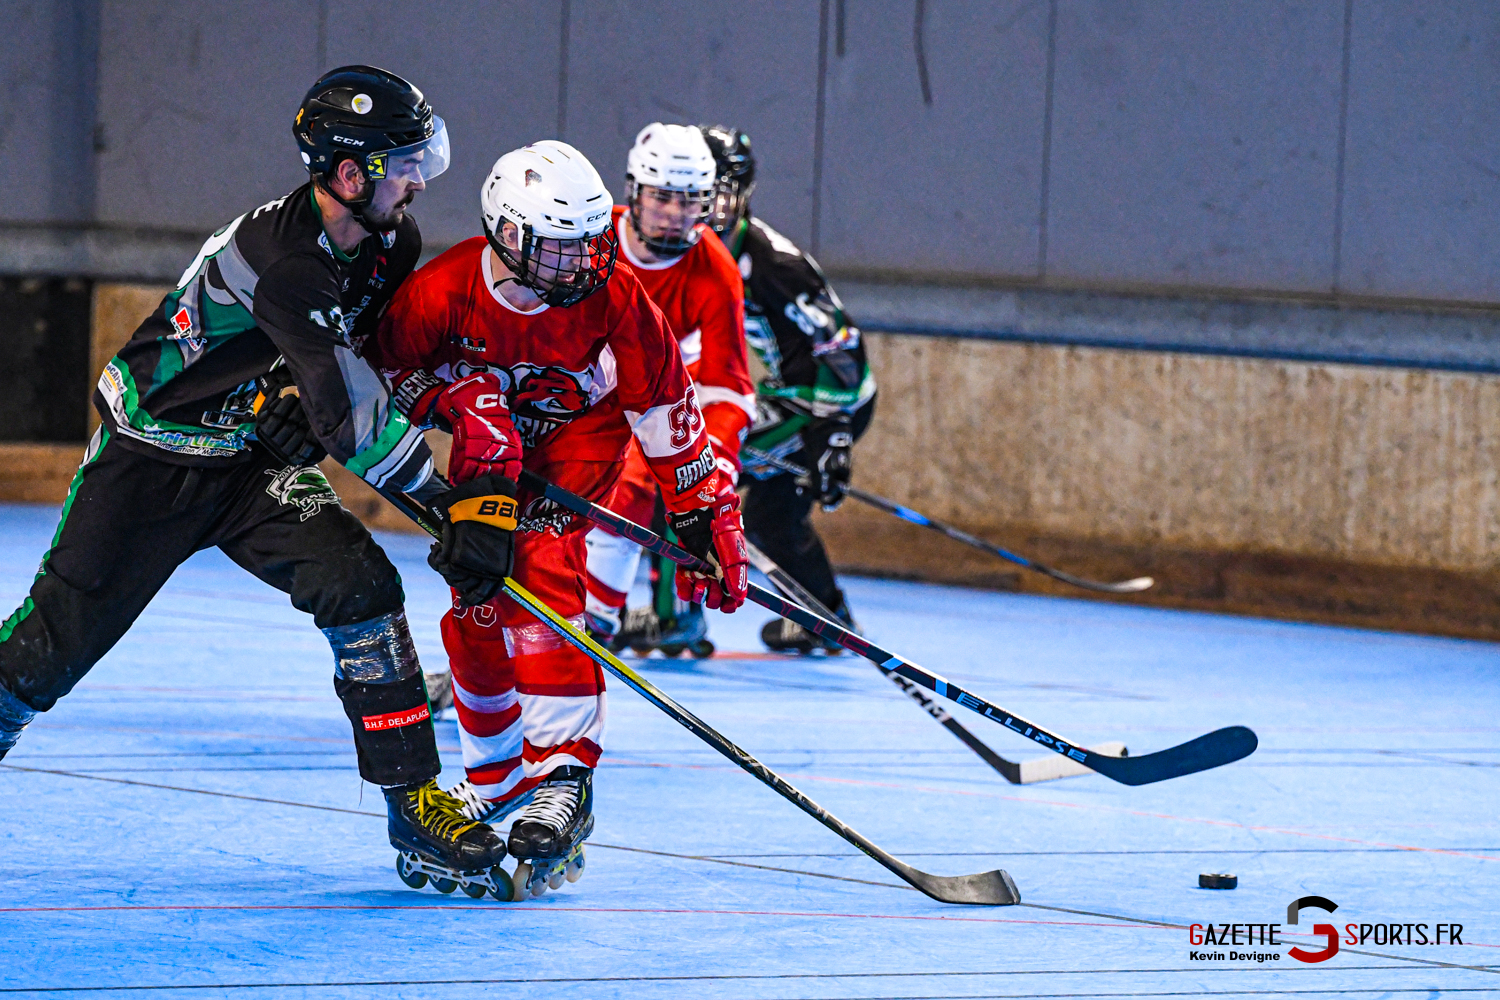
813,329 -> 1500,638
11,0 -> 1500,307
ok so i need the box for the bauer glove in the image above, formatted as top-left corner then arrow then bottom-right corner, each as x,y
433,372 -> 524,486
252,366 -> 328,467
798,414 -> 853,511
427,474 -> 518,607
668,482 -> 749,613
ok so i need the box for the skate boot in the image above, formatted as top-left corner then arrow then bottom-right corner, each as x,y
423,670 -> 455,718
386,779 -> 514,900
506,766 -> 594,899
614,605 -> 714,658
761,592 -> 858,655
0,685 -> 36,761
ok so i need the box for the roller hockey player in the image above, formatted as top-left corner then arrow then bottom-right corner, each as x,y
582,123 -> 755,656
0,67 -> 515,895
369,140 -> 748,898
700,125 -> 877,653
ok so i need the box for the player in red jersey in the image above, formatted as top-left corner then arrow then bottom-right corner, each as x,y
369,140 -> 749,897
582,123 -> 755,653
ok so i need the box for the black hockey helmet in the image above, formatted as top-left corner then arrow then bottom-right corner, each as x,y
700,124 -> 756,236
294,66 -> 449,217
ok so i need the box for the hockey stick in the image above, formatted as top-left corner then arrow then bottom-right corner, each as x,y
517,469 -> 1257,787
741,445 -> 1153,595
744,539 -> 1126,784
380,482 -> 1021,906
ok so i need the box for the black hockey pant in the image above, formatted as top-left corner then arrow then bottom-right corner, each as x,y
742,397 -> 875,613
0,428 -> 439,785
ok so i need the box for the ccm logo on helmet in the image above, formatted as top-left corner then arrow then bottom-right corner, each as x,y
332,135 -> 366,147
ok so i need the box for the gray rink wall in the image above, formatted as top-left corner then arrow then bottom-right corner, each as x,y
9,0 -> 1500,637
8,0 -> 1500,299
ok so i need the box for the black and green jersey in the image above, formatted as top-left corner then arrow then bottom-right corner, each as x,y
94,182 -> 433,493
727,217 -> 876,474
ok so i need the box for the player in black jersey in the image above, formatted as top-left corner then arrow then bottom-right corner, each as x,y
700,125 -> 877,653
0,67 -> 517,893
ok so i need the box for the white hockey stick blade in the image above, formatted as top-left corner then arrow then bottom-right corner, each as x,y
1017,741 -> 1128,784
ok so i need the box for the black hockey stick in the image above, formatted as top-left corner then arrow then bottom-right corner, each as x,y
743,539 -> 1126,784
380,482 -> 1020,906
741,445 -> 1153,595
518,469 -> 1256,787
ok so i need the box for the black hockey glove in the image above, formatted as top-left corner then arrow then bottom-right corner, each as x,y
798,415 -> 854,511
253,367 -> 328,467
427,474 -> 518,607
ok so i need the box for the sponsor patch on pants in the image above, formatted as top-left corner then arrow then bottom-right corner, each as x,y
362,703 -> 431,731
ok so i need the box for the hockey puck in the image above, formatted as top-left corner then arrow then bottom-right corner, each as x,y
1199,873 -> 1237,890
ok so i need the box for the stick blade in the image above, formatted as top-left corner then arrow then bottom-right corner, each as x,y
1087,725 -> 1258,786
1018,741 -> 1127,784
906,866 -> 1021,906
1046,569 -> 1156,594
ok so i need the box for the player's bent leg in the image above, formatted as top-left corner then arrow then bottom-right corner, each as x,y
219,457 -> 506,879
495,525 -> 603,897
582,442 -> 657,640
583,527 -> 642,638
0,431 -> 215,754
743,469 -> 856,654
441,600 -> 527,811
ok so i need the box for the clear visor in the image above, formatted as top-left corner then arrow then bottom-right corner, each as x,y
368,116 -> 450,183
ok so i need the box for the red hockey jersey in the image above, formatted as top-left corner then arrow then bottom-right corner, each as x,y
370,236 -> 723,513
613,207 -> 753,472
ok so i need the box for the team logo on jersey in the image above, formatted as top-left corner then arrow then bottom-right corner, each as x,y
510,367 -> 591,420
264,466 -> 341,521
517,496 -> 574,536
454,357 -> 614,449
166,305 -> 207,351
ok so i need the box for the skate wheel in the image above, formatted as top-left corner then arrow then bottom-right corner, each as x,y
530,878 -> 547,898
395,854 -> 428,890
431,876 -> 458,894
488,865 -> 515,902
565,846 -> 586,883
511,862 -> 533,900
460,880 -> 487,899
660,644 -> 686,657
688,639 -> 715,658
547,870 -> 565,890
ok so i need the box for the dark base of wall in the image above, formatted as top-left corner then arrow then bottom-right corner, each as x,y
815,507 -> 1500,643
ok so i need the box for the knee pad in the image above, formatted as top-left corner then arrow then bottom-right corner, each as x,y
323,611 -> 420,683
0,683 -> 37,760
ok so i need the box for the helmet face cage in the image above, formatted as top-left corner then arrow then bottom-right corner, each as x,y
707,175 -> 755,236
486,217 -> 618,308
626,178 -> 712,258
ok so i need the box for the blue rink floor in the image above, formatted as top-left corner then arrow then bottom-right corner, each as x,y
1,501 -> 1498,999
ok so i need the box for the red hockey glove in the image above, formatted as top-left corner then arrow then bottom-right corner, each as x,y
435,373 -> 523,486
667,482 -> 749,613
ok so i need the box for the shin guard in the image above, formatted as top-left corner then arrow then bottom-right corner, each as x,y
325,611 -> 441,786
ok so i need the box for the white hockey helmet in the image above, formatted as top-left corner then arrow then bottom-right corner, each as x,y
625,122 -> 715,257
481,140 -> 618,307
